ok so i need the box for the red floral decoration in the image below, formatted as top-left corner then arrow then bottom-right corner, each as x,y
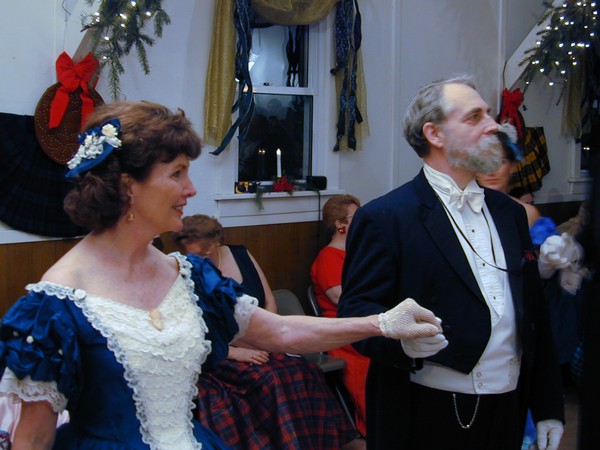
523,250 -> 538,262
273,176 -> 295,193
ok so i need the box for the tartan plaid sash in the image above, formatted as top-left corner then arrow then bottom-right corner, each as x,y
509,126 -> 551,193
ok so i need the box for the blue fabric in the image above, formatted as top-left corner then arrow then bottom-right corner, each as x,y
571,341 -> 584,385
64,119 -> 121,180
0,290 -> 84,401
331,0 -> 362,151
529,216 -> 558,247
0,254 -> 243,449
186,253 -> 246,371
521,410 -> 536,450
211,0 -> 255,156
53,420 -> 227,450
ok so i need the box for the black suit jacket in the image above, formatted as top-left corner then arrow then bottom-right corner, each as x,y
337,170 -> 564,450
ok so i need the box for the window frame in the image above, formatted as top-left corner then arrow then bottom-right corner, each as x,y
212,15 -> 343,226
567,138 -> 593,195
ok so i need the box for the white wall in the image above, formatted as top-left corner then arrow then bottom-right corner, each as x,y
0,0 -> 586,243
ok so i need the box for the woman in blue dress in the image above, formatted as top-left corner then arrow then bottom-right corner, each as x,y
0,101 -> 443,450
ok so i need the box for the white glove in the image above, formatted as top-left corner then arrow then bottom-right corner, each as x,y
538,233 -> 583,279
401,332 -> 448,358
528,419 -> 563,450
559,267 -> 585,295
378,298 -> 443,340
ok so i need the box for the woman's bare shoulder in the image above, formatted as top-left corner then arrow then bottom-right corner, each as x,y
521,201 -> 542,226
41,242 -> 88,286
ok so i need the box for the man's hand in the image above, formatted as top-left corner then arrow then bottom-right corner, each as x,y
529,419 -> 563,450
401,333 -> 448,358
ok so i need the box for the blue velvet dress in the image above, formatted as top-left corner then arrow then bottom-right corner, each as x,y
0,253 -> 258,450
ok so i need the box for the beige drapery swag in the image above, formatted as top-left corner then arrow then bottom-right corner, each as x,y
204,0 -> 368,151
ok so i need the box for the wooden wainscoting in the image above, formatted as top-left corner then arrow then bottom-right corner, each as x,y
0,238 -> 80,315
0,200 -> 583,317
161,220 -> 328,313
0,221 -> 328,317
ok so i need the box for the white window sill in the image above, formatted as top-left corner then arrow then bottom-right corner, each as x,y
568,176 -> 593,184
214,189 -> 344,227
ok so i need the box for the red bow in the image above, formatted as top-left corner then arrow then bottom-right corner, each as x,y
49,52 -> 100,129
497,88 -> 525,140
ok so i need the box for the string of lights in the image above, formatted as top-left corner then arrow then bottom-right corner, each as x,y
520,1 -> 598,88
81,0 -> 171,99
519,1 -> 599,137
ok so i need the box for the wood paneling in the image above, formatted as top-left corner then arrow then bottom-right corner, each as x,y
1,222 -> 328,317
0,238 -> 79,315
162,221 -> 329,313
1,199 -> 583,317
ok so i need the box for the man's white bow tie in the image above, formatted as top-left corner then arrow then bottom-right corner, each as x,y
448,186 -> 485,213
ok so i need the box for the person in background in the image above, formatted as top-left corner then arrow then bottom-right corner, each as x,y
475,124 -> 541,227
337,75 -> 564,450
0,100 -> 442,450
174,214 -> 360,449
311,195 -> 370,438
509,187 -> 535,206
475,124 -> 572,450
478,126 -> 587,357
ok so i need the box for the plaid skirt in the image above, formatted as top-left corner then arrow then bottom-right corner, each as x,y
196,353 -> 355,449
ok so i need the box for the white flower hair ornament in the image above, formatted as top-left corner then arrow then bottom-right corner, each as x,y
65,119 -> 122,180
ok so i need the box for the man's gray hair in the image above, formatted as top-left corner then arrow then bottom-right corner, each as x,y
402,75 -> 476,157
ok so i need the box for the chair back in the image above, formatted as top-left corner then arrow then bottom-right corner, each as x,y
307,284 -> 323,317
273,289 -> 306,316
272,289 -> 358,433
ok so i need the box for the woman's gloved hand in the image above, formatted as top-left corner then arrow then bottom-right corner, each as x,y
378,298 -> 445,342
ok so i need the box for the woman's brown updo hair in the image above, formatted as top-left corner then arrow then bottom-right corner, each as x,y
322,194 -> 361,235
64,101 -> 202,231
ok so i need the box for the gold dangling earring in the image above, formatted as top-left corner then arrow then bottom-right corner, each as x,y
126,211 -> 135,223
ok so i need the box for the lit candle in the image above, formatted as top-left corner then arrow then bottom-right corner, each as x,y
276,148 -> 282,178
257,148 -> 266,180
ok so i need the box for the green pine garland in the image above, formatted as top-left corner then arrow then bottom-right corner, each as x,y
519,1 -> 599,136
82,0 -> 171,99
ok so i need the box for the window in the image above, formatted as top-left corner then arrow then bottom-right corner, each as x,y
237,25 -> 313,185
248,24 -> 308,88
213,15 -> 343,226
238,93 -> 312,182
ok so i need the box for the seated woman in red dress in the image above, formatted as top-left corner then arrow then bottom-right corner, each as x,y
311,195 -> 370,438
174,215 -> 359,450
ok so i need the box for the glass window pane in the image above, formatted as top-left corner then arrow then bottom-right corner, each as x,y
580,140 -> 591,176
238,93 -> 312,182
250,25 -> 308,88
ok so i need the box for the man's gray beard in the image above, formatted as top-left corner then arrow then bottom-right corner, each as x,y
447,134 -> 504,174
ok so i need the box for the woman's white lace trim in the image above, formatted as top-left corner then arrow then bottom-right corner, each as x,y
26,255 -> 208,450
232,294 -> 259,342
0,369 -> 67,413
17,253 -> 256,450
